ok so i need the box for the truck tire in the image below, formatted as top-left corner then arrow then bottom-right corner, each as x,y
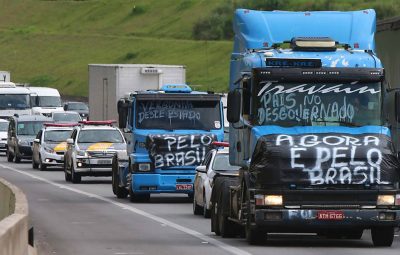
71,165 -> 81,184
64,161 -> 71,182
211,201 -> 220,235
193,191 -> 203,215
371,227 -> 394,247
218,187 -> 236,238
6,148 -> 14,162
112,159 -> 128,198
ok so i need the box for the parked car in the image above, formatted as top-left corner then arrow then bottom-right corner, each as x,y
51,111 -> 82,123
32,123 -> 76,170
6,115 -> 52,162
193,143 -> 240,217
63,101 -> 89,120
0,119 -> 9,153
64,120 -> 126,183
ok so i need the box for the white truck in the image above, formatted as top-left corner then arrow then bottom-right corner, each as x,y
0,82 -> 32,118
28,87 -> 63,117
88,64 -> 186,121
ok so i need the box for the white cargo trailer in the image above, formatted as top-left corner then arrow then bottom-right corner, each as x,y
88,64 -> 186,121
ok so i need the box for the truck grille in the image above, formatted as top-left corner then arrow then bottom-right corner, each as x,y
284,190 -> 377,206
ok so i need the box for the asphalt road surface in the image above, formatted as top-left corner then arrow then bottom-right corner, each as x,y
0,155 -> 399,255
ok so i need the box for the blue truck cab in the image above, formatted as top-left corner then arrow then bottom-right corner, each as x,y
113,84 -> 224,202
211,9 -> 400,246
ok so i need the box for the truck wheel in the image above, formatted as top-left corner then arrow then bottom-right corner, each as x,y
371,227 -> 394,247
193,192 -> 203,215
112,161 -> 128,198
32,158 -> 39,169
71,165 -> 81,184
218,189 -> 236,238
6,148 -> 14,162
211,201 -> 220,235
64,161 -> 71,182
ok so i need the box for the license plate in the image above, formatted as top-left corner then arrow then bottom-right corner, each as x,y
176,184 -> 193,191
98,159 -> 111,164
317,210 -> 344,220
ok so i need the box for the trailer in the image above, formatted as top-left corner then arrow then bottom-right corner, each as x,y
88,64 -> 186,121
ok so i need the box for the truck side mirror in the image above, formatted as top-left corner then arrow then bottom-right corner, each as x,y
66,138 -> 74,145
117,100 -> 128,129
63,105 -> 68,111
196,166 -> 207,173
34,139 -> 40,144
396,91 -> 400,122
227,90 -> 241,123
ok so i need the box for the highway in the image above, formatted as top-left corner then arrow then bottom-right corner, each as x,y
0,155 -> 399,255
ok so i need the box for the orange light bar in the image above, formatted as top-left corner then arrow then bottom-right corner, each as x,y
79,120 -> 116,126
211,141 -> 229,147
44,123 -> 79,127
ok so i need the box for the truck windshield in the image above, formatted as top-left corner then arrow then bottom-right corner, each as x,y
254,82 -> 382,127
135,100 -> 221,130
77,130 -> 124,143
32,96 -> 62,107
17,122 -> 45,136
0,94 -> 30,109
44,130 -> 73,142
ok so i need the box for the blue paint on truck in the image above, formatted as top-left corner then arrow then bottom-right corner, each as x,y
113,84 -> 224,201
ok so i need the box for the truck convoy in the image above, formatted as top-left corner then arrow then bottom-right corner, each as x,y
112,84 -> 224,202
211,9 -> 400,246
88,64 -> 186,121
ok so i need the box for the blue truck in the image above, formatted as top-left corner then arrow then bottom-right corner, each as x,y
112,84 -> 224,202
211,9 -> 400,246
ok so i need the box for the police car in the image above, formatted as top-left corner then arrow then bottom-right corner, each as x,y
32,123 -> 76,170
64,120 -> 126,183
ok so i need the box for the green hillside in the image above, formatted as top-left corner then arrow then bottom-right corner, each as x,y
0,0 -> 399,96
0,0 -> 231,96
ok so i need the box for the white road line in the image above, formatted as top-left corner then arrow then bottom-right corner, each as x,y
0,164 -> 251,255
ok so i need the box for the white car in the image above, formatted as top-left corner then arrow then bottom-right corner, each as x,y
32,123 -> 76,170
193,144 -> 240,218
0,119 -> 9,153
64,121 -> 126,183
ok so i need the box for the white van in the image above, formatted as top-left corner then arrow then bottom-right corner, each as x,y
0,82 -> 32,118
28,87 -> 63,117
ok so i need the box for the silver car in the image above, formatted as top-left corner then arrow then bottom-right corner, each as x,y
64,121 -> 126,183
32,123 -> 76,170
193,146 -> 240,218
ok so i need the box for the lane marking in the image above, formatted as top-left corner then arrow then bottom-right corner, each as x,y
0,164 -> 251,255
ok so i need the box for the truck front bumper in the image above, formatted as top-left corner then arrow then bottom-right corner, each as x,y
253,208 -> 400,231
131,173 -> 194,194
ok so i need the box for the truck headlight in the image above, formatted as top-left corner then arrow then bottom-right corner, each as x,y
377,195 -> 395,206
76,150 -> 88,157
138,163 -> 151,171
255,195 -> 283,206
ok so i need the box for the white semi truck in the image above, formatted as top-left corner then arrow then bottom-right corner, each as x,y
88,64 -> 186,121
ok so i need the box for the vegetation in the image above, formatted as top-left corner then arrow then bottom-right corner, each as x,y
0,0 -> 399,96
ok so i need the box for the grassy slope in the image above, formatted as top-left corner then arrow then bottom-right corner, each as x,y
0,0 -> 231,96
